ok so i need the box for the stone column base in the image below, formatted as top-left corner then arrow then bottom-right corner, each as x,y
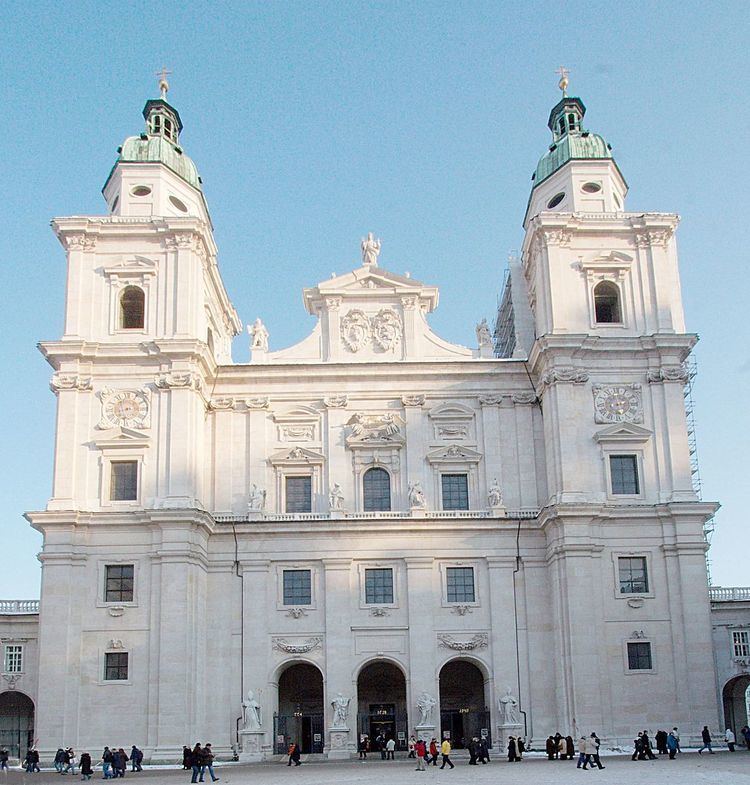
327,727 -> 350,759
497,722 -> 523,752
415,724 -> 436,743
238,729 -> 264,762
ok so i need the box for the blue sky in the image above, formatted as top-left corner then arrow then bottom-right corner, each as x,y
1,1 -> 748,596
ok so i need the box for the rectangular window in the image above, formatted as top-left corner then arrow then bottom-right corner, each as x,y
609,455 -> 640,495
365,568 -> 394,604
285,476 -> 312,513
733,631 -> 750,658
618,557 -> 649,594
283,569 -> 312,605
441,474 -> 469,511
105,564 -> 135,603
627,641 -> 652,670
4,645 -> 23,673
104,651 -> 129,681
446,567 -> 475,603
110,461 -> 138,501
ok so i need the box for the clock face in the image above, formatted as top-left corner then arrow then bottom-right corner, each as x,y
593,385 -> 642,424
102,390 -> 149,428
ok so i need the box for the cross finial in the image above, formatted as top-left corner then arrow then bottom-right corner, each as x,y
556,65 -> 569,96
156,66 -> 172,100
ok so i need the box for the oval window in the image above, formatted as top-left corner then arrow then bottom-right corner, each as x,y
169,195 -> 188,213
547,192 -> 565,209
582,182 -> 602,193
131,185 -> 152,197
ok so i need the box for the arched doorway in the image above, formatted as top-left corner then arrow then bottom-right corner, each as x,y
0,692 -> 34,760
357,661 -> 408,752
723,675 -> 750,733
274,663 -> 324,755
439,660 -> 490,749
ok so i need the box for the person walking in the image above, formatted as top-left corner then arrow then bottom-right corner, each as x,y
563,735 -> 573,760
667,730 -> 678,760
55,749 -> 66,773
80,753 -> 93,781
641,731 -> 656,760
25,748 -> 41,774
725,728 -> 736,752
632,732 -> 643,761
130,747 -> 142,773
63,749 -> 78,775
507,736 -> 519,762
190,744 -> 203,782
672,727 -> 682,753
101,748 -> 114,779
287,741 -> 301,767
376,733 -> 386,761
201,744 -> 219,782
385,737 -> 395,760
439,738 -> 454,769
428,739 -> 438,766
698,726 -> 714,754
358,736 -> 367,760
545,736 -> 556,760
589,733 -> 604,769
408,736 -> 416,759
415,739 -> 426,771
655,729 -> 668,755
182,747 -> 191,770
576,736 -> 590,769
0,748 -> 8,771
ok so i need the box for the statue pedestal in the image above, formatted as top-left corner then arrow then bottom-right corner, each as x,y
489,505 -> 507,518
409,506 -> 426,517
238,729 -> 264,763
247,510 -> 265,521
496,723 -> 523,752
479,344 -> 494,359
327,727 -> 350,760
415,724 -> 435,743
329,509 -> 346,520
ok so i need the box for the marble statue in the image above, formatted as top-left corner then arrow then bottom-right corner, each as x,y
499,687 -> 519,725
329,483 -> 344,511
488,479 -> 503,508
242,689 -> 262,730
408,481 -> 426,509
476,318 -> 492,348
331,692 -> 350,727
361,232 -> 381,266
249,318 -> 269,351
248,484 -> 266,512
416,691 -> 436,726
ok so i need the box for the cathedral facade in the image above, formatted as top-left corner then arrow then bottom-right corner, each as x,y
23,82 -> 719,761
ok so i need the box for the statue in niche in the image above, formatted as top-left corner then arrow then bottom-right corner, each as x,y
329,483 -> 344,510
331,692 -> 350,727
242,689 -> 262,730
476,318 -> 493,348
361,232 -> 381,266
248,484 -> 266,511
416,691 -> 436,726
488,479 -> 503,508
408,481 -> 427,508
499,687 -> 519,725
249,318 -> 269,351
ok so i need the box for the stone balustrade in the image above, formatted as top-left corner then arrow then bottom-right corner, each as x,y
0,600 -> 40,614
709,586 -> 750,602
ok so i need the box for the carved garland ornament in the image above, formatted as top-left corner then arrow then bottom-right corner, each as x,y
50,373 -> 93,393
438,633 -> 488,651
272,636 -> 323,654
646,366 -> 689,384
592,384 -> 643,424
340,309 -> 371,352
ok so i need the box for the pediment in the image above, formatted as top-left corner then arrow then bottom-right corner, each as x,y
273,405 -> 321,423
426,445 -> 483,464
593,422 -> 652,444
428,402 -> 475,421
102,256 -> 158,278
92,426 -> 150,448
268,446 -> 325,465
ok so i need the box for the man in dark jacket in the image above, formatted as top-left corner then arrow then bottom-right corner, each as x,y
102,747 -> 114,779
698,726 -> 714,754
130,746 -> 143,772
190,745 -> 203,783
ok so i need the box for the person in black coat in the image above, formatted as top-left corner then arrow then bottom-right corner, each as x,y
565,735 -> 575,760
190,745 -> 203,783
545,736 -> 556,760
80,753 -> 93,780
182,747 -> 191,769
130,747 -> 143,772
287,742 -> 301,766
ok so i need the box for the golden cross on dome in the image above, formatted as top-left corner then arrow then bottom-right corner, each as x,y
156,66 -> 172,100
556,65 -> 570,97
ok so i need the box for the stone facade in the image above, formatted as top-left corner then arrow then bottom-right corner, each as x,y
14,85 -> 721,761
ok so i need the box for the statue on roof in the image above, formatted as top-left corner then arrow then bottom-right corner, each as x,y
361,232 -> 381,267
476,318 -> 492,348
249,318 -> 269,351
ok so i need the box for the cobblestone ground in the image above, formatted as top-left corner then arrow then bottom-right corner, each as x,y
5,753 -> 750,785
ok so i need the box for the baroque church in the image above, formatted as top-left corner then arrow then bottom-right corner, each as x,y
18,73 -> 720,761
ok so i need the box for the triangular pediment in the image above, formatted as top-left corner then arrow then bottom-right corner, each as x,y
268,446 -> 325,465
92,426 -> 151,448
426,445 -> 483,463
102,256 -> 158,278
593,422 -> 652,443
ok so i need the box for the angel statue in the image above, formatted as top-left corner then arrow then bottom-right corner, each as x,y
416,691 -> 436,726
331,692 -> 350,727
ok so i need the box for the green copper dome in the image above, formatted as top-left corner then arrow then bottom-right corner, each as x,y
532,95 -> 614,187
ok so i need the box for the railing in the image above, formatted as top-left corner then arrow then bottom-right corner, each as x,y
709,587 -> 750,602
0,600 -> 40,614
214,509 -> 540,524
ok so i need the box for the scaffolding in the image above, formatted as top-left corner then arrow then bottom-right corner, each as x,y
493,257 -> 517,359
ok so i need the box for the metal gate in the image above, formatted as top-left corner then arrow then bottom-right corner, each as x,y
439,709 -> 491,749
357,706 -> 409,751
273,713 -> 324,755
0,692 -> 35,761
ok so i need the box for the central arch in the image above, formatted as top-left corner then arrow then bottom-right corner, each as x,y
274,663 -> 324,755
357,660 -> 408,753
723,675 -> 750,734
0,691 -> 34,761
438,659 -> 490,749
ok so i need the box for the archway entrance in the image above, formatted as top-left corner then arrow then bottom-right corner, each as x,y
723,675 -> 750,734
0,692 -> 34,760
274,663 -> 324,755
439,660 -> 490,749
357,661 -> 408,752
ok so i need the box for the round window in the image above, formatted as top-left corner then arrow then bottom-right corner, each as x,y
582,182 -> 602,194
169,195 -> 188,213
547,192 -> 565,209
131,185 -> 152,197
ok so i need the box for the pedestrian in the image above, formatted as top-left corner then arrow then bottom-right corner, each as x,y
440,737 -> 454,769
507,736 -> 519,762
415,738 -> 426,771
478,737 -> 490,763
377,733 -> 386,760
80,753 -> 93,781
468,738 -> 477,765
101,747 -> 114,779
0,749 -> 8,771
725,728 -> 736,752
408,736 -> 416,759
576,736 -> 590,769
672,727 -> 682,753
428,738 -> 438,766
641,731 -> 656,760
190,744 -> 203,782
385,737 -> 395,760
698,726 -> 714,754
358,735 -> 368,760
588,734 -> 604,769
55,749 -> 66,773
655,729 -> 668,754
116,749 -> 129,778
742,725 -> 750,750
64,749 -> 78,775
287,741 -> 301,767
182,747 -> 191,770
26,748 -> 41,774
130,747 -> 142,772
563,735 -> 573,760
201,744 -> 219,782
546,736 -> 556,760
632,732 -> 643,761
667,730 -> 678,760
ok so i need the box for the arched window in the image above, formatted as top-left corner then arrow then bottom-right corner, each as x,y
594,281 -> 622,324
164,118 -> 173,141
120,286 -> 145,329
363,467 -> 391,512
